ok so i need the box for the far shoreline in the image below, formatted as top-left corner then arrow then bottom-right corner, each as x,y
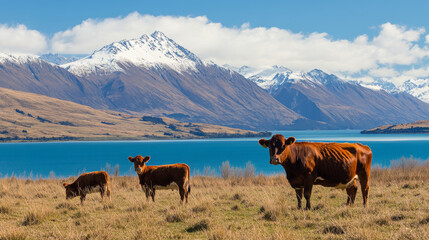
0,131 -> 272,144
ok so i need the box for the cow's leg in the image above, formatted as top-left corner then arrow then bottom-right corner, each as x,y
142,185 -> 150,201
100,185 -> 106,203
358,171 -> 370,207
80,194 -> 86,205
303,179 -> 313,210
107,184 -> 111,201
179,187 -> 185,204
185,188 -> 189,204
150,188 -> 156,202
295,188 -> 303,209
346,181 -> 358,206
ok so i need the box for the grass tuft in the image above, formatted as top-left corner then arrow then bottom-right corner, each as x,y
322,225 -> 345,235
391,214 -> 405,221
0,205 -> 12,214
232,193 -> 242,201
231,205 -> 239,211
22,212 -> 43,226
55,202 -> 76,210
262,210 -> 278,221
166,213 -> 185,223
375,218 -> 389,226
186,220 -> 209,233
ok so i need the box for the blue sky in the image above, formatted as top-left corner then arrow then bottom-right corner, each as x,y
1,0 -> 429,86
1,0 -> 428,40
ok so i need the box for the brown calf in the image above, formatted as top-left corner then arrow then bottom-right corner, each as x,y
63,171 -> 111,204
128,155 -> 191,203
259,134 -> 372,209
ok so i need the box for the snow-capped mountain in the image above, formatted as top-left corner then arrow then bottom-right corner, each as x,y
356,78 -> 429,103
0,53 -> 43,65
63,31 -> 204,76
228,65 -> 429,129
230,65 -> 345,93
40,53 -> 80,65
399,79 -> 429,103
58,32 -> 300,130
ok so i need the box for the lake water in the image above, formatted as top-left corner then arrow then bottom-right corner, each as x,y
0,130 -> 428,178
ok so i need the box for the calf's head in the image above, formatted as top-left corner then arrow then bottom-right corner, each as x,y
258,134 -> 295,165
63,183 -> 78,199
128,155 -> 151,174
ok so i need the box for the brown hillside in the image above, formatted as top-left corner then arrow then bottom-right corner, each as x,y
0,87 -> 267,141
361,120 -> 429,134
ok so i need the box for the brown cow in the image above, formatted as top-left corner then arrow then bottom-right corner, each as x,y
259,134 -> 372,209
63,171 -> 111,205
128,155 -> 191,203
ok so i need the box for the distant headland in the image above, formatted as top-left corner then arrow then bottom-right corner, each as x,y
361,120 -> 429,134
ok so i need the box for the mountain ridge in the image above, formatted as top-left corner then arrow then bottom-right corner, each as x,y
0,32 -> 301,130
229,65 -> 429,129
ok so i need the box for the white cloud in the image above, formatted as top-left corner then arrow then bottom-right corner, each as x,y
0,13 -> 424,88
369,67 -> 399,78
0,24 -> 47,54
50,13 -> 429,80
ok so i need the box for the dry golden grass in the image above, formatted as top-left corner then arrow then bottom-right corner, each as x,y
1,161 -> 429,239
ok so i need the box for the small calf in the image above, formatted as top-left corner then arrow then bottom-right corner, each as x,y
63,171 -> 111,204
128,155 -> 191,203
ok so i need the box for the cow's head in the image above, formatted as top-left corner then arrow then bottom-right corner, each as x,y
128,155 -> 151,174
63,183 -> 78,199
259,134 -> 296,165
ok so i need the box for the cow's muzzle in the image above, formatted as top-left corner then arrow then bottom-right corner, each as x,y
270,157 -> 280,165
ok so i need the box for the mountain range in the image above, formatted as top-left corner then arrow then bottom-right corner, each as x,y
232,65 -> 429,129
1,31 -> 429,131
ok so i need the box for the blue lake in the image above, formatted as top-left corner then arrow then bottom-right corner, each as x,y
0,130 -> 428,178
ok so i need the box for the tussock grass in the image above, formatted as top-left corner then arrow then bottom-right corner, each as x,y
0,159 -> 429,239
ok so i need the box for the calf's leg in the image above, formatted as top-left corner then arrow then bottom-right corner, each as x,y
185,189 -> 189,203
80,194 -> 86,205
150,188 -> 156,202
179,187 -> 185,204
142,185 -> 150,201
295,188 -> 303,209
100,185 -> 107,203
107,184 -> 111,201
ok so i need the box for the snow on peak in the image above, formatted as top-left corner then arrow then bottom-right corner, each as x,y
0,53 -> 42,64
399,79 -> 429,103
228,65 -> 327,91
62,31 -> 204,76
40,53 -> 80,65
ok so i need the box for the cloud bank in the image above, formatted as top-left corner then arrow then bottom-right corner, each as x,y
0,24 -> 47,54
2,12 -> 429,85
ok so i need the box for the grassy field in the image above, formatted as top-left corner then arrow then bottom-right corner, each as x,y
1,159 -> 429,240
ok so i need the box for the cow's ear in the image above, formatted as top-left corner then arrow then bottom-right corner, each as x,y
128,156 -> 134,162
285,137 -> 296,146
258,139 -> 269,148
63,183 -> 69,188
143,156 -> 151,163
